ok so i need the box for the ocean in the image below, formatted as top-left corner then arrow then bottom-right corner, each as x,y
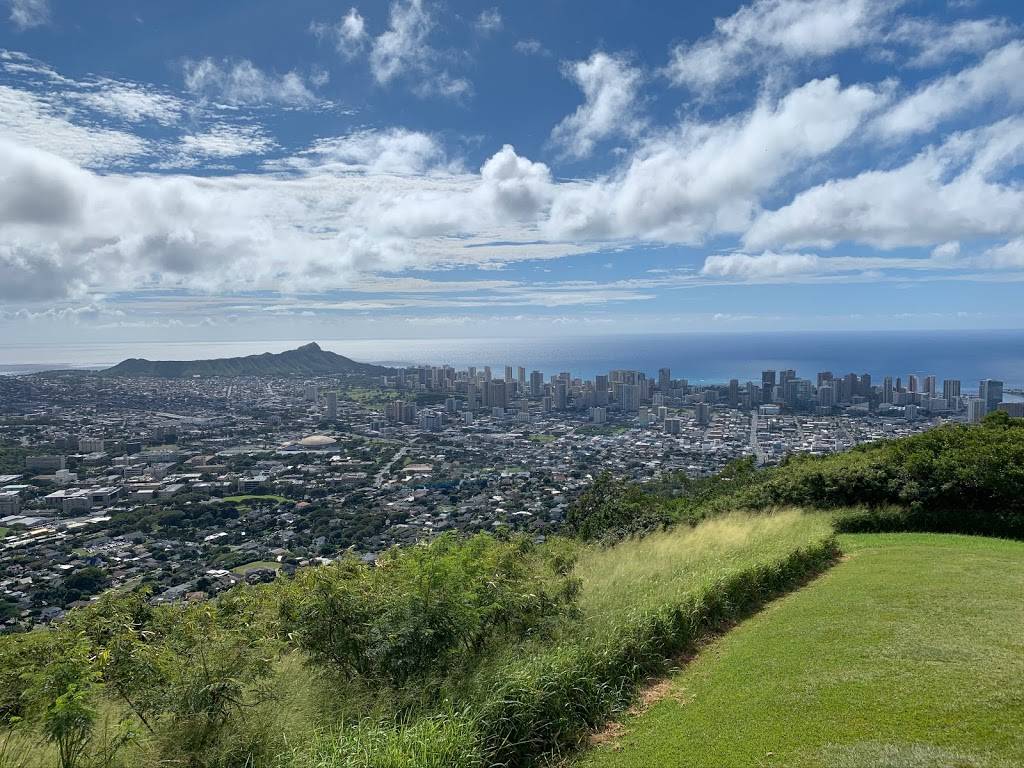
2,330 -> 1024,390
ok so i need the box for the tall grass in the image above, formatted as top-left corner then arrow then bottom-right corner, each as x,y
575,510 -> 833,640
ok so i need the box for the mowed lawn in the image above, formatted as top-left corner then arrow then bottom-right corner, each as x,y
578,533 -> 1024,768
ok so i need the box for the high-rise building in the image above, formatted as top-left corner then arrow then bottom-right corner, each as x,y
664,417 -> 682,435
817,371 -> 834,387
695,402 -> 711,426
728,379 -> 739,408
817,385 -> 834,408
620,383 -> 640,413
325,391 -> 337,420
997,402 -> 1024,417
907,374 -> 918,393
554,381 -> 568,411
530,370 -> 544,397
488,380 -> 508,409
905,404 -> 919,421
967,398 -> 987,423
942,379 -> 961,403
762,371 -> 777,401
590,406 -> 607,424
979,379 -> 1003,414
658,368 -> 672,392
923,376 -> 937,396
517,367 -> 526,387
882,376 -> 894,404
504,366 -> 514,383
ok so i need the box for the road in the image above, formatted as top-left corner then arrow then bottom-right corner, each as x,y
374,445 -> 409,488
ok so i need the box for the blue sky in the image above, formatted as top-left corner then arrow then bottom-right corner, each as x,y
2,0 -> 1024,350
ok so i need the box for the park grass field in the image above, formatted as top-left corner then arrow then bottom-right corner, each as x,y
578,532 -> 1024,768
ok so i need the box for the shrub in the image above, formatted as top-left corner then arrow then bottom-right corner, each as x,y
278,534 -> 580,689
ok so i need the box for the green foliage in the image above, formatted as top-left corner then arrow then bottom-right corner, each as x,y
280,712 -> 484,768
279,534 -> 580,689
21,633 -> 100,768
735,416 -> 1024,536
566,473 -> 675,541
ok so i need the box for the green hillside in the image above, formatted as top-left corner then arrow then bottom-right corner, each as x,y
578,533 -> 1024,768
101,342 -> 391,377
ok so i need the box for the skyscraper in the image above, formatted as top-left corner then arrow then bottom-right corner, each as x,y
530,370 -> 544,397
620,383 -> 640,413
695,402 -> 711,426
728,379 -> 739,408
979,379 -> 1003,414
325,391 -> 337,420
942,379 -> 961,402
762,371 -> 777,401
658,368 -> 672,392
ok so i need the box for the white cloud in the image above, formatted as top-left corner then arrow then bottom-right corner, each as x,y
365,0 -> 470,99
745,117 -> 1024,249
477,144 -> 554,220
279,128 -> 448,174
8,0 -> 49,30
310,7 -> 367,59
370,0 -> 432,84
873,41 -> 1024,139
0,85 -> 149,166
71,80 -> 183,125
892,16 -> 1016,67
179,124 -> 276,158
514,39 -> 549,57
702,251 -> 820,279
551,52 -> 644,159
545,76 -> 886,243
665,0 -> 893,92
182,58 -> 323,107
474,8 -> 502,35
978,239 -> 1024,269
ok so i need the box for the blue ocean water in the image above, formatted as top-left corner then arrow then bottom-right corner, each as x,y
2,331 -> 1024,389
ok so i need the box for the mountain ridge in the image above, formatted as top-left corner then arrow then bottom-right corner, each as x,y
101,342 -> 392,378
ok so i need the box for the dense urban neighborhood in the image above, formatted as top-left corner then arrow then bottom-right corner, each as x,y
0,347 -> 1015,628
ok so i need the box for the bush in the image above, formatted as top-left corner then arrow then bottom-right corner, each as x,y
278,534 -> 580,689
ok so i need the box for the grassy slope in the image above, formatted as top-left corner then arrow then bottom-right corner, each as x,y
578,533 -> 1024,768
574,511 -> 833,641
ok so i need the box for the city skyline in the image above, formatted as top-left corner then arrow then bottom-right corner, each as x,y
3,0 -> 1024,349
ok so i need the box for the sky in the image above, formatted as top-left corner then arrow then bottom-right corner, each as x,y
2,0 -> 1024,353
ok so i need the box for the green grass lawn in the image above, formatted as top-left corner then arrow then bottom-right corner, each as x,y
219,494 -> 288,504
578,533 -> 1024,768
230,560 -> 283,576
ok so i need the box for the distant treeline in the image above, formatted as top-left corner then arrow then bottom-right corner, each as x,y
569,410 -> 1024,541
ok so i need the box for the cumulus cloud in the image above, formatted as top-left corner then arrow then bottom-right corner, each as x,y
276,128 -> 448,174
310,7 -> 367,59
477,144 -> 554,220
873,41 -> 1024,139
545,76 -> 886,243
745,117 -> 1024,249
551,52 -> 645,159
8,0 -> 49,30
182,58 -> 323,107
665,0 -> 893,92
978,239 -> 1024,269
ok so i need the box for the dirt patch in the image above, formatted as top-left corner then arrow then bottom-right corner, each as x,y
588,721 -> 627,750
